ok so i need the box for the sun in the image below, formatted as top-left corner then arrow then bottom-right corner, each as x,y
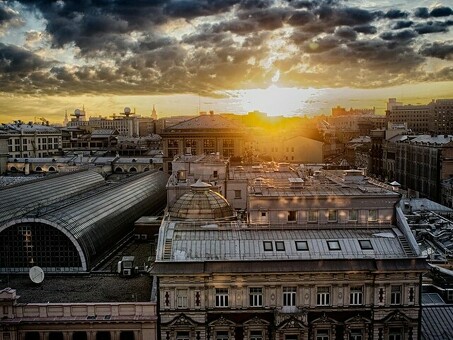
233,85 -> 318,117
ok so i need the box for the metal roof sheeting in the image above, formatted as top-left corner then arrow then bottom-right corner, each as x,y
422,306 -> 453,340
156,223 -> 414,262
0,171 -> 105,225
2,170 -> 168,270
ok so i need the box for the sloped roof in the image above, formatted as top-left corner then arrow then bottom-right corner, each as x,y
421,306 -> 453,340
166,114 -> 242,130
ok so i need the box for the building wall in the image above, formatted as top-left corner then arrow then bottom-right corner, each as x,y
158,269 -> 421,340
0,295 -> 158,340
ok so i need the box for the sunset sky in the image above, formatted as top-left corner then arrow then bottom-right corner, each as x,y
0,0 -> 453,123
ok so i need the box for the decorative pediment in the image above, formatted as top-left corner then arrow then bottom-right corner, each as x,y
244,316 -> 270,327
312,313 -> 340,326
208,316 -> 236,328
277,316 -> 308,331
345,314 -> 372,325
162,313 -> 203,327
380,310 -> 417,324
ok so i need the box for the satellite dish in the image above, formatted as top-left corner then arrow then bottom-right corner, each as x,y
29,266 -> 44,284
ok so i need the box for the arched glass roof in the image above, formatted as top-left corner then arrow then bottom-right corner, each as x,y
1,170 -> 169,271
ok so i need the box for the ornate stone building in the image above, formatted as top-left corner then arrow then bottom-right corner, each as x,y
153,168 -> 427,340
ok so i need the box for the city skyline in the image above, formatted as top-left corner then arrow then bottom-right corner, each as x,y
1,0 -> 453,123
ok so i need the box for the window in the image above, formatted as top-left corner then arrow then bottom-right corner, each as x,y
327,240 -> 341,250
368,209 -> 378,222
288,210 -> 297,222
275,241 -> 285,251
216,288 -> 229,307
249,287 -> 263,307
316,329 -> 329,340
234,190 -> 241,199
358,240 -> 373,250
261,211 -> 267,217
317,287 -> 330,306
349,210 -> 358,221
3,333 -> 11,340
447,290 -> 453,301
389,328 -> 402,340
176,332 -> 190,340
295,241 -> 309,251
216,331 -> 229,340
176,289 -> 188,308
263,241 -> 273,251
213,170 -> 218,178
350,286 -> 363,305
328,210 -> 337,222
350,329 -> 363,340
308,210 -> 318,223
3,306 -> 8,314
250,331 -> 263,340
391,286 -> 402,305
283,287 -> 296,306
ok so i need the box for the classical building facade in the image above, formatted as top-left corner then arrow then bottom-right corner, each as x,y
0,287 -> 158,340
153,167 -> 427,340
0,122 -> 62,158
159,112 -> 247,173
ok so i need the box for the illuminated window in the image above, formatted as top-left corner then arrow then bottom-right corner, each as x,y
249,287 -> 263,307
295,241 -> 309,251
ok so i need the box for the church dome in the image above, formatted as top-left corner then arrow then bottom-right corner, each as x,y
168,180 -> 235,220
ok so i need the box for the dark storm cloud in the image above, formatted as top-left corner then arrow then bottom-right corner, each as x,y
380,29 -> 418,41
384,9 -> 408,19
414,21 -> 449,35
393,20 -> 413,30
1,0 -> 452,96
0,43 -> 52,73
287,10 -> 315,26
353,25 -> 377,35
430,7 -> 453,17
420,41 -> 453,60
414,7 -> 429,19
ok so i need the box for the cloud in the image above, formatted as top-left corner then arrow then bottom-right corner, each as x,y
420,41 -> 453,60
0,3 -> 24,34
0,0 -> 450,97
0,43 -> 53,73
430,7 -> 453,18
384,9 -> 408,19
